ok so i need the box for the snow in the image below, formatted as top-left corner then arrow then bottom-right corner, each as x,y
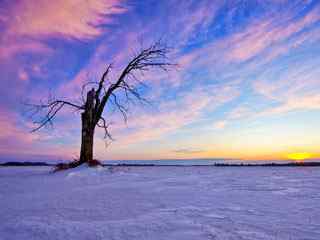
0,166 -> 319,239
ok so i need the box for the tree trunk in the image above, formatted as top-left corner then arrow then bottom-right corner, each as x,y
79,114 -> 94,164
79,89 -> 96,165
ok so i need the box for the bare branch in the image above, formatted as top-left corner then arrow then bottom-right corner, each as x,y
95,40 -> 176,123
96,116 -> 114,141
96,64 -> 112,100
110,93 -> 128,122
26,100 -> 84,110
25,99 -> 84,132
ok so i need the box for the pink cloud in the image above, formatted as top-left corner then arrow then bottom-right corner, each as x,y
176,4 -> 320,72
0,40 -> 52,60
0,106 -> 77,158
211,105 -> 255,131
17,69 -> 29,82
213,120 -> 227,130
262,94 -> 320,115
0,0 -> 127,62
225,6 -> 320,62
214,71 -> 320,130
59,31 -> 146,98
101,84 -> 240,146
0,108 -> 35,147
166,0 -> 223,46
5,0 -> 127,40
251,57 -> 320,116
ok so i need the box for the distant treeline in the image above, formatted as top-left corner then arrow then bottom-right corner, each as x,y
1,161 -> 319,167
213,162 -> 320,167
0,162 -> 54,167
103,162 -> 320,167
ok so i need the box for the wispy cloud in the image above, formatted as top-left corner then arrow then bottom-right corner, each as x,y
253,56 -> 320,115
0,108 -> 35,149
225,5 -> 320,62
0,107 -> 77,158
3,0 -> 126,40
104,84 -> 240,146
0,40 -> 52,60
0,0 -> 127,62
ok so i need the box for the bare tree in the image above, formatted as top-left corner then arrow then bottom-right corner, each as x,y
27,41 -> 175,168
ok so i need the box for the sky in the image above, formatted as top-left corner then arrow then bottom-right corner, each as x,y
0,0 -> 320,162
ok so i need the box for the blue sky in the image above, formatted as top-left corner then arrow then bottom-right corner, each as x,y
0,0 -> 319,161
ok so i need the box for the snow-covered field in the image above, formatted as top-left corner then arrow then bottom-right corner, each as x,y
0,166 -> 319,240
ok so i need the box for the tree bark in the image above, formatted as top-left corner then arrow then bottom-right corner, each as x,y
79,89 -> 96,165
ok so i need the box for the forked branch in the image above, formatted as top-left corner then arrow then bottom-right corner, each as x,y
26,100 -> 83,132
95,40 -> 176,123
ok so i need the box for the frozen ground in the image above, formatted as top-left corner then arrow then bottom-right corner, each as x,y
0,166 -> 319,240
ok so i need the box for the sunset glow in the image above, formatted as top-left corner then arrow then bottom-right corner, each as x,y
287,152 -> 312,162
0,0 -> 319,162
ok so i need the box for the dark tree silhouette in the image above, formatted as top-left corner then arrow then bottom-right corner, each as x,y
27,41 -> 175,169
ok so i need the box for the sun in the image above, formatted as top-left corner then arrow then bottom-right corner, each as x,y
287,152 -> 312,162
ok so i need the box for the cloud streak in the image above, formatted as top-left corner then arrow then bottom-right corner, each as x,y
225,6 -> 320,62
3,0 -> 127,40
